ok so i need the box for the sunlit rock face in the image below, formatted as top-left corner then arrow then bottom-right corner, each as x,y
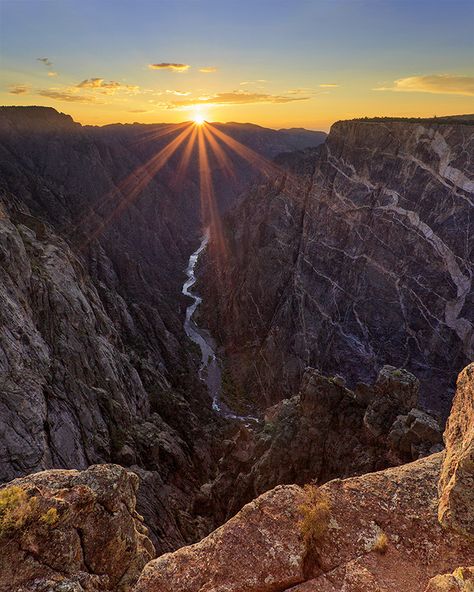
201,119 -> 474,414
0,464 -> 154,592
438,362 -> 474,539
135,454 -> 474,592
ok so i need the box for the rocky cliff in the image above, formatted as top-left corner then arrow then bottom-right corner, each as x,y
201,118 -> 474,415
134,362 -> 474,592
0,106 -> 325,552
0,464 -> 154,592
197,365 -> 443,524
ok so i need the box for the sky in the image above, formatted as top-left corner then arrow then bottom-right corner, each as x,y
0,0 -> 473,130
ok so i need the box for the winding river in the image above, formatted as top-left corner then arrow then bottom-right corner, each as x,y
182,232 -> 258,422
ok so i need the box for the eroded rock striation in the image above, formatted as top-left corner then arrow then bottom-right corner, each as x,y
0,464 -> 154,592
201,119 -> 474,414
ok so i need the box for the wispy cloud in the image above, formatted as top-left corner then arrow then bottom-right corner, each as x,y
319,83 -> 339,88
199,66 -> 217,73
240,79 -> 268,86
128,109 -> 149,113
47,71 -> 58,77
148,63 -> 190,72
374,74 -> 474,96
37,57 -> 53,68
37,89 -> 100,103
77,78 -> 139,94
8,84 -> 30,95
166,89 -> 191,96
167,89 -> 311,109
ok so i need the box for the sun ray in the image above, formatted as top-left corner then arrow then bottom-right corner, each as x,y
197,125 -> 227,267
171,124 -> 199,190
202,126 -> 237,181
78,123 -> 194,245
206,123 -> 280,178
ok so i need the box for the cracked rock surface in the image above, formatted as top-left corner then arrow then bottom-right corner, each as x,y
0,464 -> 154,592
201,120 -> 474,415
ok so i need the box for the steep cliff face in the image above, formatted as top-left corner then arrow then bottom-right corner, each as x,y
201,119 -> 474,414
0,106 -> 326,552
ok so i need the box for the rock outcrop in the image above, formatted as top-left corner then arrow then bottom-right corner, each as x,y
201,118 -> 474,415
135,454 -> 473,592
439,362 -> 474,538
0,464 -> 154,592
200,365 -> 442,523
424,568 -> 474,592
135,485 -> 307,592
134,362 -> 474,592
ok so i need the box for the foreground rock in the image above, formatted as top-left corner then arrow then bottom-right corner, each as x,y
0,464 -> 154,592
439,362 -> 474,539
135,484 -> 306,592
135,453 -> 473,592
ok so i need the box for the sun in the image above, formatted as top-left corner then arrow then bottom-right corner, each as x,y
193,114 -> 205,125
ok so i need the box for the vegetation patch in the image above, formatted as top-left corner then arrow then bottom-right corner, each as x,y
0,485 -> 60,537
298,484 -> 331,547
372,531 -> 389,554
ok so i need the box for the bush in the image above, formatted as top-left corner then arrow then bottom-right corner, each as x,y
40,507 -> 59,526
372,531 -> 389,554
298,484 -> 331,547
0,485 -> 60,536
0,486 -> 37,536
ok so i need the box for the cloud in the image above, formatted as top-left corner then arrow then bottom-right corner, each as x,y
9,84 -> 30,95
319,83 -> 339,88
148,63 -> 190,72
199,66 -> 217,73
166,89 -> 191,96
37,57 -> 53,68
47,71 -> 58,77
128,109 -> 149,113
287,87 -> 316,95
167,90 -> 311,109
240,79 -> 268,86
77,78 -> 139,94
374,74 -> 474,96
37,89 -> 99,103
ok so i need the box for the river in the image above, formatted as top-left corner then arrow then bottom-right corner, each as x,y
182,232 -> 258,422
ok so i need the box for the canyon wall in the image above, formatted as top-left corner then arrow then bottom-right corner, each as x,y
201,119 -> 474,415
0,106 -> 325,552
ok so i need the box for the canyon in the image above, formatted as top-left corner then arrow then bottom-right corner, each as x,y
0,107 -> 472,590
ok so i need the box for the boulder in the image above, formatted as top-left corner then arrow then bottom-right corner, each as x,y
0,464 -> 154,592
134,485 -> 307,592
388,408 -> 443,460
424,567 -> 474,591
438,363 -> 474,539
